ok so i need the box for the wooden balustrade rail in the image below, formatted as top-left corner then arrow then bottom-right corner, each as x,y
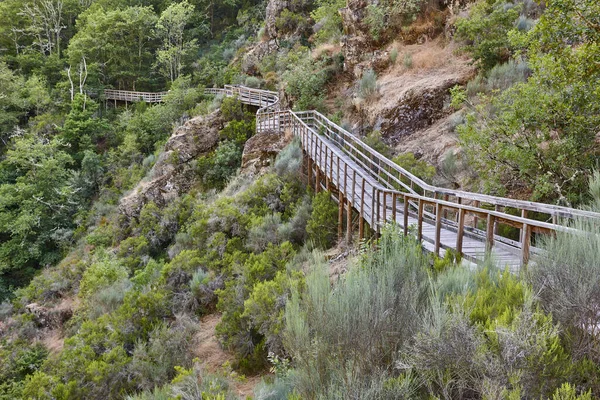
98,89 -> 169,103
205,85 -> 600,268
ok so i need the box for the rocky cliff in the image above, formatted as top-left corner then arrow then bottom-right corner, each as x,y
119,111 -> 222,219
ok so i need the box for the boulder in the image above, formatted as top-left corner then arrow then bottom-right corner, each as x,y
119,111 -> 222,219
241,130 -> 293,175
25,302 -> 73,329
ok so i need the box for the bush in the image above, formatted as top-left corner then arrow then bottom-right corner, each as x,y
202,141 -> 243,189
403,53 -> 413,69
274,138 -> 303,178
128,317 -> 197,391
284,228 -> 428,398
393,152 -> 436,183
283,56 -> 328,111
529,175 -> 600,365
244,75 -> 263,88
390,48 -> 399,64
357,69 -> 378,99
306,191 -> 338,248
79,254 -> 128,299
455,0 -> 521,71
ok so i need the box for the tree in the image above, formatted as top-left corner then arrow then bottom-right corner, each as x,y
61,94 -> 109,162
67,5 -> 158,89
0,135 -> 76,296
0,63 -> 27,147
156,1 -> 197,83
20,0 -> 66,57
457,0 -> 600,204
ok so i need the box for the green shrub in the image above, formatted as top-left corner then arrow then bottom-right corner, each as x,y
393,152 -> 436,183
202,141 -> 243,189
284,228 -> 428,398
128,318 -> 197,391
220,96 -> 245,122
403,53 -> 413,69
306,191 -> 338,248
365,5 -> 386,41
79,254 -> 128,298
244,76 -> 262,88
358,69 -> 378,99
551,383 -> 592,400
390,48 -> 399,64
362,130 -> 391,157
274,138 -> 303,178
220,119 -> 255,146
529,175 -> 600,365
311,0 -> 345,44
283,56 -> 328,111
455,0 -> 521,71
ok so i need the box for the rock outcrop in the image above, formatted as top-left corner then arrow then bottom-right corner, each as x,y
25,302 -> 73,329
119,111 -> 222,219
241,129 -> 292,175
340,0 -> 375,77
351,41 -> 475,167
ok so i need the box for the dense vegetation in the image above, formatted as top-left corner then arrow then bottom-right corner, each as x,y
0,0 -> 599,398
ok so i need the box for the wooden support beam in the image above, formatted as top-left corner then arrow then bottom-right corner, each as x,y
346,198 -> 352,243
403,196 -> 409,236
338,192 -> 344,239
434,203 -> 443,256
382,192 -> 387,222
315,167 -> 321,194
392,193 -> 397,223
359,179 -> 365,239
307,157 -> 312,189
443,195 -> 449,219
456,208 -> 465,256
473,200 -> 480,228
486,214 -> 495,252
521,223 -> 532,267
417,199 -> 424,242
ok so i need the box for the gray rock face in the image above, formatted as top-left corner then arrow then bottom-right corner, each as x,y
241,130 -> 292,175
340,0 -> 375,76
265,0 -> 288,39
119,111 -> 222,219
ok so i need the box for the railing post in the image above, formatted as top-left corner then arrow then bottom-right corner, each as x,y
403,196 -> 409,236
307,157 -> 312,189
383,192 -> 387,222
435,203 -> 443,256
486,214 -> 495,252
456,208 -> 465,257
346,196 -> 353,243
392,193 -> 397,223
376,189 -> 381,237
352,170 -> 356,209
359,178 -> 365,239
338,192 -> 344,240
473,200 -> 480,228
521,223 -> 532,267
372,186 -> 376,229
417,199 -> 424,242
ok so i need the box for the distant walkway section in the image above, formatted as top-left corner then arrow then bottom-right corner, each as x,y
103,89 -> 168,103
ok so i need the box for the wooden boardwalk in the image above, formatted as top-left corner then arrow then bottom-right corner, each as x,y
99,89 -> 168,103
115,85 -> 597,270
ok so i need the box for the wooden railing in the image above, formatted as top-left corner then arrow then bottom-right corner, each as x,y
205,85 -> 600,267
103,89 -> 168,103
